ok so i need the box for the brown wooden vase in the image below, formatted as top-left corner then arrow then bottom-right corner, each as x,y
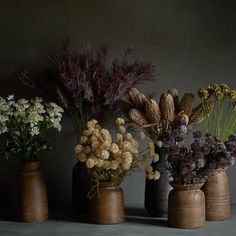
168,183 -> 205,229
18,161 -> 48,222
145,146 -> 172,217
202,169 -> 230,221
89,183 -> 125,224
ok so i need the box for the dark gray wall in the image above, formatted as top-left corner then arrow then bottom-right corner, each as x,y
0,0 -> 236,209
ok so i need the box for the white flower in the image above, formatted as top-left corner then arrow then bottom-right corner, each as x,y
7,95 -> 14,100
30,126 -> 40,136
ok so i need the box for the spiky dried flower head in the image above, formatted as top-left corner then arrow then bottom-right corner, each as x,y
167,88 -> 179,108
178,93 -> 195,116
129,88 -> 148,109
129,109 -> 148,126
145,99 -> 161,123
159,93 -> 175,122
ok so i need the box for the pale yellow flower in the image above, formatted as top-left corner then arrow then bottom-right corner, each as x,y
139,131 -> 146,140
100,150 -> 110,160
96,159 -> 104,168
77,153 -> 87,162
83,146 -> 91,154
116,133 -> 123,141
87,119 -> 98,129
110,160 -> 119,170
75,144 -> 83,154
118,125 -> 126,134
110,143 -> 119,154
153,153 -> 159,163
154,170 -> 161,180
123,151 -> 133,164
122,161 -> 131,170
80,136 -> 88,144
156,140 -> 163,148
125,133 -> 133,141
146,165 -> 153,173
121,141 -> 132,151
86,158 -> 95,168
116,117 -> 125,126
101,140 -> 112,150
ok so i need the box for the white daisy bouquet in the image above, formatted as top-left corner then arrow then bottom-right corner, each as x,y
75,118 -> 160,196
0,95 -> 63,161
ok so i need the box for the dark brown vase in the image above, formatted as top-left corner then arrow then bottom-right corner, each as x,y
18,161 -> 48,222
89,183 -> 125,224
202,169 -> 230,221
168,183 -> 205,229
72,161 -> 91,214
145,146 -> 172,217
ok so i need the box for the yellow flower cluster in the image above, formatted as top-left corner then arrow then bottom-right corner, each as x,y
198,83 -> 236,101
75,118 -> 147,185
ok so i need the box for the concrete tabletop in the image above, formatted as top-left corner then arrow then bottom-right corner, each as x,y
0,206 -> 235,236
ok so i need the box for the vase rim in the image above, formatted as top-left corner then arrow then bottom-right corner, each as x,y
170,181 -> 204,190
99,182 -> 120,188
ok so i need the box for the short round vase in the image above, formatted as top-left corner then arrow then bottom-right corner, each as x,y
18,161 -> 48,223
202,169 -> 230,221
168,183 -> 205,229
89,183 -> 125,224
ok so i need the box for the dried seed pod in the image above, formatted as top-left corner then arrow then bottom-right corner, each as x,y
168,88 -> 179,109
129,88 -> 148,109
145,99 -> 161,123
174,112 -> 189,126
189,101 -> 213,125
178,93 -> 195,116
159,93 -> 175,122
117,98 -> 133,116
189,104 -> 204,125
129,109 -> 148,126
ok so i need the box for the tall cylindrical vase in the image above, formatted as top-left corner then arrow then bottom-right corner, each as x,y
89,183 -> 125,224
72,161 -> 90,214
18,161 -> 48,222
168,183 -> 205,229
145,146 -> 172,217
202,169 -> 230,221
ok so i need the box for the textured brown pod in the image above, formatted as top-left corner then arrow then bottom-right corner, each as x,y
128,88 -> 148,109
202,169 -> 230,221
167,88 -> 179,109
178,93 -> 195,116
145,99 -> 161,123
159,93 -> 175,122
168,183 -> 205,229
173,112 -> 189,127
189,103 -> 205,125
18,161 -> 48,222
129,109 -> 148,126
117,98 -> 134,116
89,184 -> 125,224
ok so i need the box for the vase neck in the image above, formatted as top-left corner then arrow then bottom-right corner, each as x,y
170,182 -> 204,191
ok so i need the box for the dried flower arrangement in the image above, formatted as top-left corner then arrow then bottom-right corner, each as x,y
19,44 -> 157,140
163,126 -> 236,185
118,87 -> 213,180
118,87 -> 211,145
74,118 -> 159,195
0,95 -> 63,161
198,83 -> 236,141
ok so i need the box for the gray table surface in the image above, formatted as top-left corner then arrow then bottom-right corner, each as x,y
0,205 -> 235,236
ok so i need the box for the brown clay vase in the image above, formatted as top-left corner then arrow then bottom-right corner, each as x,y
168,183 -> 205,229
202,169 -> 230,221
72,161 -> 91,214
18,161 -> 48,222
145,146 -> 172,217
89,183 -> 125,224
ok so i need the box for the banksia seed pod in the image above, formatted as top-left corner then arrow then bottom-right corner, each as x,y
167,88 -> 179,109
145,99 -> 161,123
189,104 -> 204,125
159,93 -> 175,122
117,98 -> 134,116
129,109 -> 148,126
178,93 -> 195,116
129,88 -> 148,109
174,112 -> 189,126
